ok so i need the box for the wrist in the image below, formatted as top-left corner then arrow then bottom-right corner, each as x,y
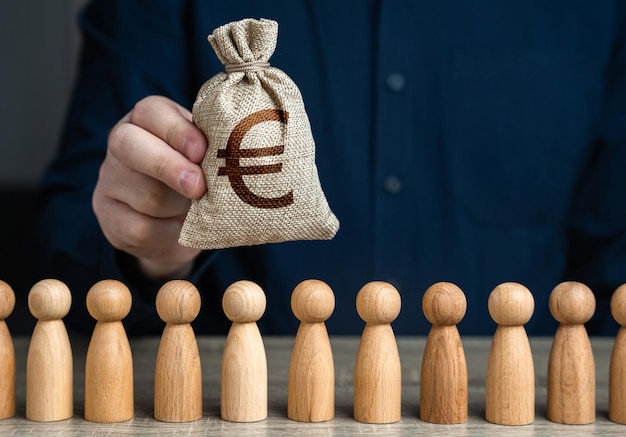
116,250 -> 195,286
137,258 -> 194,281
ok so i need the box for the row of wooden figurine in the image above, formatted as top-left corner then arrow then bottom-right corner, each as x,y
1,278 -> 626,426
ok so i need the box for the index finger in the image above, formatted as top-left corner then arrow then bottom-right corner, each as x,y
129,96 -> 207,164
107,122 -> 207,200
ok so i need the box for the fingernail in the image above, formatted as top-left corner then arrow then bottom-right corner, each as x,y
179,170 -> 201,195
181,137 -> 198,160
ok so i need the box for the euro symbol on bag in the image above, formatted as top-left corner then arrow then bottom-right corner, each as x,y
217,109 -> 294,209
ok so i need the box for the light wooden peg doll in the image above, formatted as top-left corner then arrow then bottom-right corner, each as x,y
154,280 -> 202,422
288,279 -> 335,422
0,280 -> 15,419
609,283 -> 626,424
420,282 -> 468,424
26,279 -> 73,421
221,280 -> 267,422
485,282 -> 535,425
547,281 -> 595,425
354,281 -> 402,424
84,279 -> 134,423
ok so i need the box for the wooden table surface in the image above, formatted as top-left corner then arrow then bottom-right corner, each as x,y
0,335 -> 623,436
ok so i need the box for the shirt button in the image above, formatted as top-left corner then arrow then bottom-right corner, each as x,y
386,73 -> 406,92
383,175 -> 403,195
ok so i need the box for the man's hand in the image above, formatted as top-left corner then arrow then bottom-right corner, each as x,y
93,96 -> 208,280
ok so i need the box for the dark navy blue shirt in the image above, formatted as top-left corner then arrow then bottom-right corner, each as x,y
35,0 -> 626,336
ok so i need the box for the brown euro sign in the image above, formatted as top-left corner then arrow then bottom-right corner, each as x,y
217,109 -> 294,209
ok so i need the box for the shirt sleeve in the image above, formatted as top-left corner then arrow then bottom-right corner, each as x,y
567,3 -> 626,334
31,0 -> 209,334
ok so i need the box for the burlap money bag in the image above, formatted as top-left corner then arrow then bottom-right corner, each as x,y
179,18 -> 339,250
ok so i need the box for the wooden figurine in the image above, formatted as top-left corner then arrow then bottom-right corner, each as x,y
354,281 -> 402,424
84,279 -> 134,423
221,280 -> 267,422
288,279 -> 335,422
609,283 -> 626,424
485,282 -> 535,425
420,282 -> 468,424
0,280 -> 15,419
154,280 -> 202,422
26,279 -> 73,421
547,281 -> 595,424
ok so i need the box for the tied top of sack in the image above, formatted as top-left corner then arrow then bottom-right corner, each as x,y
179,18 -> 340,250
209,18 -> 277,71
